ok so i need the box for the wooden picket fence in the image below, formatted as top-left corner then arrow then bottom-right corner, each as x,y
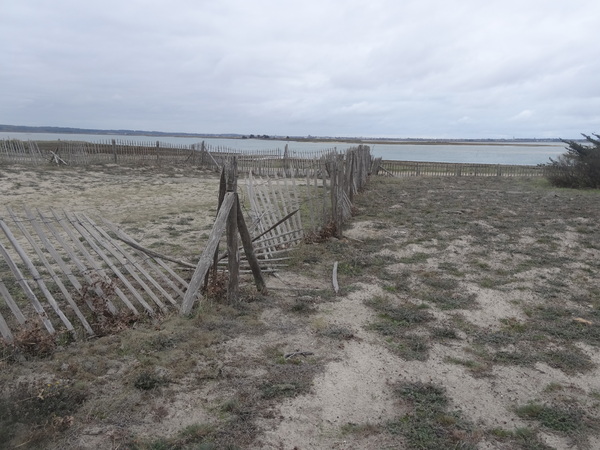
0,208 -> 191,341
0,144 -> 375,338
379,160 -> 547,177
0,140 -> 45,165
2,138 -> 546,179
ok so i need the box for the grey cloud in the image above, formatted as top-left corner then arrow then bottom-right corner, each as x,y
2,0 -> 600,137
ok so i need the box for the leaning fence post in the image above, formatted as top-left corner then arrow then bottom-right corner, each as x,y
180,193 -> 235,315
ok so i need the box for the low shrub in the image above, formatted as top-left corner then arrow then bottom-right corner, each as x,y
545,133 -> 600,188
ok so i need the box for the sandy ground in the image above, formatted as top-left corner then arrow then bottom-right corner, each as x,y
1,164 -> 600,449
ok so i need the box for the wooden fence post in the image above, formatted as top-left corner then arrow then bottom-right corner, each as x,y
226,158 -> 239,303
111,139 -> 117,163
284,144 -> 291,178
330,157 -> 345,238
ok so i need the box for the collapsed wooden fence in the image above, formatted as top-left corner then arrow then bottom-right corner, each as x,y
0,208 -> 190,342
0,145 -> 374,340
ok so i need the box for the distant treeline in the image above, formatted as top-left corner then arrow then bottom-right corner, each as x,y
0,124 -> 566,143
0,124 -> 240,139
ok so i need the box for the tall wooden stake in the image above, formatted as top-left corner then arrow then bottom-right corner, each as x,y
226,158 -> 239,303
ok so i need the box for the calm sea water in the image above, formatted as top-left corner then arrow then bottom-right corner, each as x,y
0,132 -> 566,166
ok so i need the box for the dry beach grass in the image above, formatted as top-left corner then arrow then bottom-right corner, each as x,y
1,164 -> 600,449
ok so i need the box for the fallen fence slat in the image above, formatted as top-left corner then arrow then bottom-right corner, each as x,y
7,208 -> 94,335
0,219 -> 75,332
0,279 -> 27,325
0,240 -> 55,333
0,308 -> 13,342
102,220 -> 189,294
72,213 -> 169,313
62,211 -> 156,315
83,214 -> 179,307
41,209 -> 127,315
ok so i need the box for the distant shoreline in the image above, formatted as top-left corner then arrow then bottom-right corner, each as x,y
0,124 -> 565,146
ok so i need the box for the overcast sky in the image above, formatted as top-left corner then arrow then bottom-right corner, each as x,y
2,0 -> 599,139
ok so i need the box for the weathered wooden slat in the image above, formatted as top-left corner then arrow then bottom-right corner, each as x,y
287,176 -> 304,240
40,209 -> 128,315
268,178 -> 290,240
235,195 -> 266,294
0,307 -> 13,341
74,213 -> 169,312
0,240 -> 55,333
0,219 -> 75,332
181,192 -> 235,315
24,208 -> 94,312
61,211 -> 155,315
250,177 -> 285,255
0,278 -> 26,324
84,214 -> 179,307
102,219 -> 188,293
7,208 -> 94,335
259,181 -> 285,247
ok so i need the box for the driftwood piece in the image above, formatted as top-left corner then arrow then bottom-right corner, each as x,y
332,261 -> 339,295
284,350 -> 314,359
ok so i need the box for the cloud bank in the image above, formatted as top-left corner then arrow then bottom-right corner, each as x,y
2,0 -> 599,138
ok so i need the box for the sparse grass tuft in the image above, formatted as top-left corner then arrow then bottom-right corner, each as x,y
365,296 -> 435,360
387,382 -> 478,449
365,296 -> 433,326
515,402 -> 585,434
133,370 -> 170,391
318,325 -> 355,340
0,378 -> 88,446
487,427 -> 553,449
